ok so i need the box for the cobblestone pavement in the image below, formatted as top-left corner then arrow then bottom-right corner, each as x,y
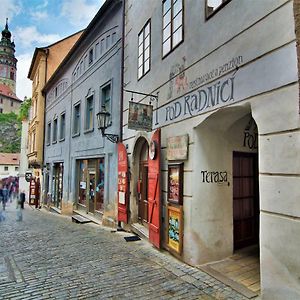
0,202 -> 249,300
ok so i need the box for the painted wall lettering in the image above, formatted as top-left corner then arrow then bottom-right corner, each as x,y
201,171 -> 228,183
165,73 -> 235,122
243,118 -> 258,150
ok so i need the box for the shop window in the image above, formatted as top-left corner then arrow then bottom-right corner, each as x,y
138,20 -> 151,79
206,0 -> 231,18
77,158 -> 105,212
60,112 -> 66,140
85,95 -> 94,131
101,83 -> 111,125
52,117 -> 58,143
47,122 -> 51,145
162,0 -> 183,57
73,102 -> 81,136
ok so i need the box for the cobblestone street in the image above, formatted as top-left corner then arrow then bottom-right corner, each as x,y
0,202 -> 250,300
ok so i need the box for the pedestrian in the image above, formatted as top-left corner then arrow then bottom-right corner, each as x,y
19,190 -> 26,209
2,185 -> 8,210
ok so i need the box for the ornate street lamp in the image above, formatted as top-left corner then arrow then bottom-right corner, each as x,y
96,109 -> 119,143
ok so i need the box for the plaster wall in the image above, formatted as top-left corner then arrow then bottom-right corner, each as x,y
44,1 -> 123,224
123,0 -> 300,298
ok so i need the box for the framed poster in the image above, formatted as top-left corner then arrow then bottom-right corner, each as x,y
167,205 -> 183,255
168,163 -> 183,205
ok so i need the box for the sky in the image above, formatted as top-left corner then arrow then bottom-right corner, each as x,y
0,0 -> 105,101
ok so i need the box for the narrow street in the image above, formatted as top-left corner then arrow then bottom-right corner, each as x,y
0,201 -> 248,300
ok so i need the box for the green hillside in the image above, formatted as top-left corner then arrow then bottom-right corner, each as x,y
0,112 -> 21,153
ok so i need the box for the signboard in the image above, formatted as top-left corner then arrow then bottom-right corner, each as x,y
29,178 -> 36,205
118,143 -> 128,223
167,135 -> 189,160
168,163 -> 183,205
25,172 -> 32,182
167,205 -> 183,254
128,101 -> 153,131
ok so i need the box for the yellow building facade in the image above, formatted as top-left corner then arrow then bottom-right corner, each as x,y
27,32 -> 82,197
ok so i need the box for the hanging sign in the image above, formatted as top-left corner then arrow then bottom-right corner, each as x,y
128,101 -> 153,131
118,143 -> 129,223
29,178 -> 36,205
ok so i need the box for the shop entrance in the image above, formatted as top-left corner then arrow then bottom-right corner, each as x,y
233,152 -> 259,250
52,162 -> 63,209
138,141 -> 149,227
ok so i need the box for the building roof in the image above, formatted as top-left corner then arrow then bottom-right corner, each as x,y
0,153 -> 20,165
0,84 -> 21,101
43,0 -> 121,93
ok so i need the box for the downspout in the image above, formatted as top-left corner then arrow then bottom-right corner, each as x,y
42,48 -> 49,205
117,0 -> 125,228
119,0 -> 125,143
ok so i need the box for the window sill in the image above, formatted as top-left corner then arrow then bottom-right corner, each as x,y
84,128 -> 94,134
72,133 -> 80,138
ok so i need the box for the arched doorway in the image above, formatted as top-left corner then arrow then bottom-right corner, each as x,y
190,105 -> 260,296
138,141 -> 149,227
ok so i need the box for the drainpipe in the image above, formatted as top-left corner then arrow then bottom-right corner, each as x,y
41,48 -> 49,205
117,0 -> 125,228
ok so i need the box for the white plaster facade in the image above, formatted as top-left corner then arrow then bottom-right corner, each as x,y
122,0 -> 300,298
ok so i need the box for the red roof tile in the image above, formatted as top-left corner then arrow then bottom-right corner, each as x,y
0,84 -> 21,101
0,153 -> 20,165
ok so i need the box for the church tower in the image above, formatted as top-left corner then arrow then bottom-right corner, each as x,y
0,18 -> 17,93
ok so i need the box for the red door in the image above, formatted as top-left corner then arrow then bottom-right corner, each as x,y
233,152 -> 259,250
148,129 -> 161,248
118,143 -> 129,223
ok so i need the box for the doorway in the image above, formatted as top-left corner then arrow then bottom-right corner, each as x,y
233,152 -> 259,250
138,141 -> 149,227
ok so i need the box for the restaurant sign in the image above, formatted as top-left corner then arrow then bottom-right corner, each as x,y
128,101 -> 153,132
167,135 -> 189,160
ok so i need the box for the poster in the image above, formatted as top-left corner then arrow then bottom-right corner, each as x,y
168,163 -> 183,204
167,205 -> 183,254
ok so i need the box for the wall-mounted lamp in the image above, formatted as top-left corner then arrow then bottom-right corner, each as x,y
96,109 -> 119,143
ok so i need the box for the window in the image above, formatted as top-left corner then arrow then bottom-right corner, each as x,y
85,95 -> 94,131
4,166 -> 8,171
15,166 -> 19,171
53,118 -> 58,143
0,98 -> 2,103
32,132 -> 36,152
101,83 -> 111,124
73,103 -> 81,136
206,0 -> 231,17
47,122 -> 51,145
162,0 -> 183,57
0,108 -> 2,113
95,43 -> 99,58
138,21 -> 151,79
112,32 -> 116,44
106,35 -> 110,49
100,39 -> 104,54
89,48 -> 93,65
10,70 -> 14,80
11,100 -> 13,107
60,112 -> 66,140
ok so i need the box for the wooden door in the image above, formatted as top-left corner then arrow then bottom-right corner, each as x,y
148,129 -> 161,249
138,163 -> 148,225
233,152 -> 259,250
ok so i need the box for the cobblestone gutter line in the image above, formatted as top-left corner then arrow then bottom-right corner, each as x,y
4,255 -> 24,283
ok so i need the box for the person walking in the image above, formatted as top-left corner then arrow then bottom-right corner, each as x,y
2,185 -> 8,210
19,190 -> 26,209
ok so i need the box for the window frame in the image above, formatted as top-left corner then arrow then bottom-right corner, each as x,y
72,101 -> 81,137
46,121 -> 51,146
205,0 -> 231,19
162,0 -> 184,58
59,111 -> 66,141
100,81 -> 113,127
84,91 -> 94,133
138,20 -> 151,80
52,117 -> 58,144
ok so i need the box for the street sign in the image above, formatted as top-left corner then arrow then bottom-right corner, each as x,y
25,172 -> 32,182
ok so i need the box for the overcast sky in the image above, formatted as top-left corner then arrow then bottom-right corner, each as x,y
0,0 -> 105,101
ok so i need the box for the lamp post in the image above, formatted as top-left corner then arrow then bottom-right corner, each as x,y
96,109 -> 119,143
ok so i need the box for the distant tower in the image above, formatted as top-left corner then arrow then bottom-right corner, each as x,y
0,18 -> 17,93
